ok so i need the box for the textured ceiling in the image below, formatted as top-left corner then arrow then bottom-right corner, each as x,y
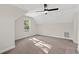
13,4 -> 77,24
13,4 -> 77,12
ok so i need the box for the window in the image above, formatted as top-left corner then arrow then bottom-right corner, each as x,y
24,16 -> 29,32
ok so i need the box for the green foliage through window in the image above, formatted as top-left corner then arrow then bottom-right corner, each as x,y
24,16 -> 29,32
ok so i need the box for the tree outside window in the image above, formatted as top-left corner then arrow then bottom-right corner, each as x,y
24,16 -> 29,32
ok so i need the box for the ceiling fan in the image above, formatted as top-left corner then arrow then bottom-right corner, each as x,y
36,4 -> 59,15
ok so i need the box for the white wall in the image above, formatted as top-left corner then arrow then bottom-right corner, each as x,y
77,12 -> 79,52
77,5 -> 79,52
15,4 -> 77,41
0,4 -> 78,53
37,23 -> 73,39
72,12 -> 78,44
0,5 -> 24,53
33,7 -> 76,40
15,16 -> 37,40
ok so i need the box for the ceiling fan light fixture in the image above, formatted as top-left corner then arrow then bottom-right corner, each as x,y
35,4 -> 59,15
44,11 -> 48,15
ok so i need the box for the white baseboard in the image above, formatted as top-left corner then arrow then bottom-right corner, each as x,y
52,36 -> 72,40
16,34 -> 37,40
73,40 -> 78,44
16,36 -> 27,40
77,47 -> 79,52
0,45 -> 15,54
37,34 -> 72,40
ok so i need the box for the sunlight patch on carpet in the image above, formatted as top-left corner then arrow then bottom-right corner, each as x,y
29,38 -> 52,53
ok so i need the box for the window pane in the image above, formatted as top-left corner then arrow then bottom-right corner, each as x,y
24,16 -> 29,32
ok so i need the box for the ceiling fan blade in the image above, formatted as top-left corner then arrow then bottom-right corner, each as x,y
47,8 -> 59,11
36,11 -> 44,12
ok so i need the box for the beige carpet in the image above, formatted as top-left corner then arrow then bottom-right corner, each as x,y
4,35 -> 77,54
